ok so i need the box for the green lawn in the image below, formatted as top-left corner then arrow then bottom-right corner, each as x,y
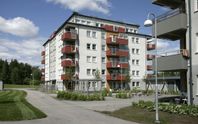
4,84 -> 40,89
0,90 -> 46,121
101,106 -> 198,124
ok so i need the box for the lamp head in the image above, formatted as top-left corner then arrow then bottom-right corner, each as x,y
144,19 -> 153,27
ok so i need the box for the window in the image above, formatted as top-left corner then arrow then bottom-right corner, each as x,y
132,70 -> 135,76
92,69 -> 96,75
87,69 -> 91,75
76,19 -> 80,23
87,43 -> 91,50
134,30 -> 137,33
87,56 -> 91,63
87,21 -> 91,25
132,48 -> 135,54
102,45 -> 105,51
136,49 -> 139,54
132,82 -> 135,86
132,59 -> 135,65
92,56 -> 97,63
101,32 -> 105,39
102,70 -> 105,75
136,60 -> 139,65
130,29 -> 133,32
92,44 -> 97,50
136,82 -> 139,87
87,31 -> 91,37
81,20 -> 86,24
96,23 -> 99,27
136,38 -> 139,44
102,57 -> 105,63
92,31 -> 96,38
132,37 -> 135,43
136,71 -> 139,76
126,28 -> 129,32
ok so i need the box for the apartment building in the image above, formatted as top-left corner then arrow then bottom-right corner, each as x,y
152,0 -> 198,104
41,12 -> 151,92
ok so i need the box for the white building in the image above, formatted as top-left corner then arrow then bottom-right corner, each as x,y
41,12 -> 151,91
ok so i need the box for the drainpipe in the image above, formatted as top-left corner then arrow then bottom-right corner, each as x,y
188,0 -> 193,105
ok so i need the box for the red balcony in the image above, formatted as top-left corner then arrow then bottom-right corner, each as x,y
41,51 -> 45,56
106,37 -> 119,45
117,50 -> 129,57
106,37 -> 128,45
61,74 -> 70,80
147,65 -> 153,70
41,60 -> 45,64
106,62 -> 119,68
106,50 -> 129,57
147,44 -> 156,50
119,63 -> 129,68
117,38 -> 128,45
102,25 -> 113,31
61,32 -> 77,41
118,27 -> 125,33
62,45 -> 77,54
106,74 -> 125,81
61,59 -> 75,67
147,54 -> 155,60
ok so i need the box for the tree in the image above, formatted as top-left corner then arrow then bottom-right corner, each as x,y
94,69 -> 101,79
63,67 -> 75,91
123,70 -> 132,90
1,60 -> 10,84
11,67 -> 20,84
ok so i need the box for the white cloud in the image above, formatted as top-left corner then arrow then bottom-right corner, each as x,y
0,37 -> 45,66
47,0 -> 110,14
0,16 -> 39,37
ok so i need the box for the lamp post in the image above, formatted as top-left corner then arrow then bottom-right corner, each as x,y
117,64 -> 122,90
144,13 -> 160,124
31,73 -> 34,88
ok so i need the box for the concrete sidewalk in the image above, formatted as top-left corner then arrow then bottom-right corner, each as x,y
0,89 -> 139,124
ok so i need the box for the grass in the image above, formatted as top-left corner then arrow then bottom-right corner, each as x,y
4,84 -> 40,89
101,106 -> 198,124
0,90 -> 46,121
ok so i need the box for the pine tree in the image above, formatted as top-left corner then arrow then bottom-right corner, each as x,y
2,60 -> 10,84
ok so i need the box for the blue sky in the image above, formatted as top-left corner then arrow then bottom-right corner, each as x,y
0,0 -> 179,66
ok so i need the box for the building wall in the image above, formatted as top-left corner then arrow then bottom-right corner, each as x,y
78,26 -> 102,79
128,34 -> 147,90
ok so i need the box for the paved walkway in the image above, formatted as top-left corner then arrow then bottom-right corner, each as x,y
0,89 -> 139,124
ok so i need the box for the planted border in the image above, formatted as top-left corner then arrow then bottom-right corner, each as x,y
57,91 -> 105,101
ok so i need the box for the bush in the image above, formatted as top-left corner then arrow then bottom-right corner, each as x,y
101,88 -> 108,97
57,91 -> 104,101
116,91 -> 131,99
132,101 -> 198,117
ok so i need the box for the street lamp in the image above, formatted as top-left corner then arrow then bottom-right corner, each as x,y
117,64 -> 122,90
31,73 -> 34,88
144,13 -> 160,124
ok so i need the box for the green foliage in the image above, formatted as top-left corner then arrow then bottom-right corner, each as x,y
133,101 -> 198,117
101,88 -> 108,97
57,91 -> 105,101
0,90 -> 46,121
94,69 -> 101,79
0,59 -> 38,85
116,91 -> 131,99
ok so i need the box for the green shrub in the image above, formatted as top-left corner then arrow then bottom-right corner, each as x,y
116,92 -> 131,99
133,101 -> 198,117
57,91 -> 104,101
101,88 -> 108,97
